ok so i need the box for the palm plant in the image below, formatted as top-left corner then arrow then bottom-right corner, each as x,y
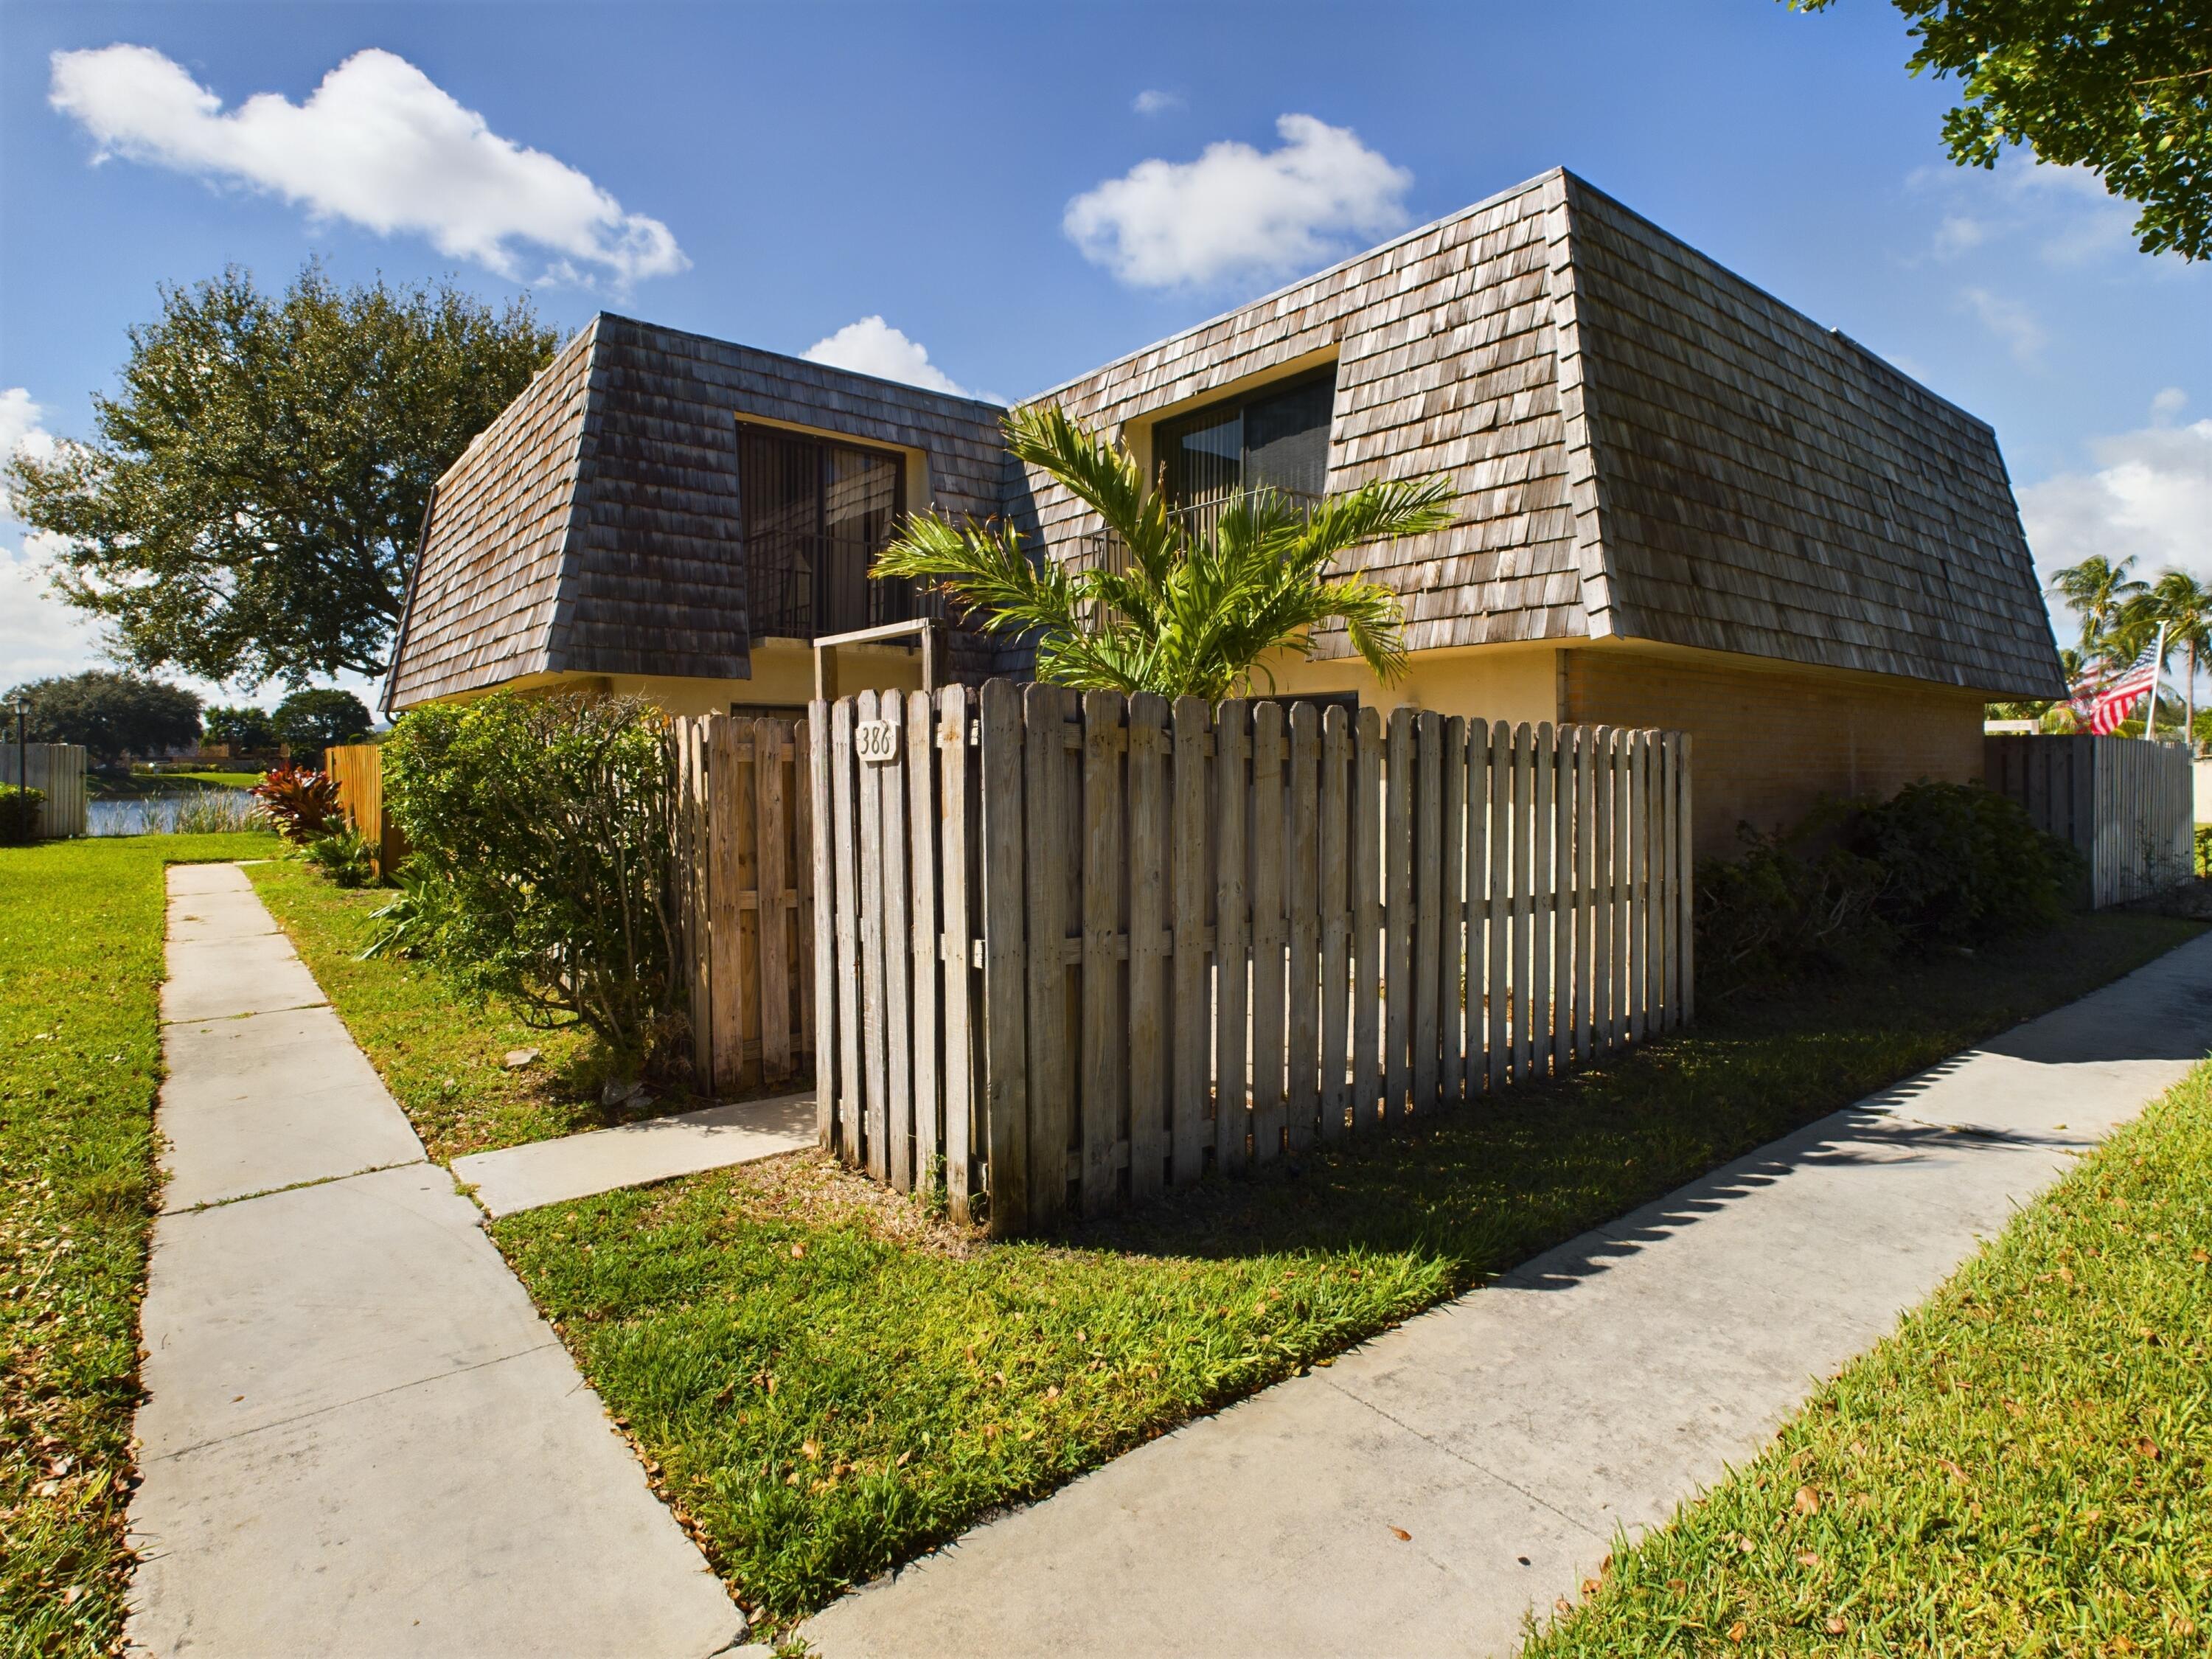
2048,554 -> 2146,656
2149,570 -> 2211,745
872,405 -> 1455,700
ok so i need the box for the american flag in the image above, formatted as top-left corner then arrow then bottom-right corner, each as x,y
2071,638 -> 2163,735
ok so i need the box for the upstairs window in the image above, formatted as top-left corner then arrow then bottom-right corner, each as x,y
737,423 -> 922,639
1155,366 -> 1337,532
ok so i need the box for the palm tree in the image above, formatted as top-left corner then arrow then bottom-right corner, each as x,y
2149,570 -> 2211,745
872,405 -> 1455,701
2048,554 -> 2146,657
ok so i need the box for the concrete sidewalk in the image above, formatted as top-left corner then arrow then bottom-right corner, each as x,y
128,864 -> 745,1658
802,933 -> 2212,1659
453,1091 -> 814,1217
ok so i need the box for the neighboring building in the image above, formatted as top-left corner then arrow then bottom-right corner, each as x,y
386,167 -> 2065,851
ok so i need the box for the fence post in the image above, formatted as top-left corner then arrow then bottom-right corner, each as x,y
1169,695 -> 1212,1183
1127,692 -> 1172,1201
1214,700 -> 1253,1170
1022,684 -> 1071,1224
810,703 -> 837,1148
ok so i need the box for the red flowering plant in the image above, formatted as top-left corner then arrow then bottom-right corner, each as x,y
251,763 -> 344,845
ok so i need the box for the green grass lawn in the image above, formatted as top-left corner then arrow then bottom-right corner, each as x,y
467,914 -> 2201,1630
1523,1059 -> 2212,1658
246,861 -> 688,1161
0,830 -> 278,1657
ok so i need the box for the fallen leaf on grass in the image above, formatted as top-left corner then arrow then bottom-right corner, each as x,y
1793,1485 -> 1820,1515
1826,1615 -> 1848,1635
1728,1621 -> 1748,1643
2136,1438 -> 2160,1460
502,1048 -> 539,1069
1796,1551 -> 1822,1567
1389,1526 -> 1411,1541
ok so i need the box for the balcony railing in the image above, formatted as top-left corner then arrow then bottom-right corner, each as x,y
748,528 -> 939,641
1074,487 -> 1325,581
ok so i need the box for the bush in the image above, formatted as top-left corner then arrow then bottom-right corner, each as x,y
303,827 -> 378,888
1697,781 -> 2079,999
0,785 -> 46,845
250,764 -> 342,844
381,692 -> 681,1076
166,790 -> 269,835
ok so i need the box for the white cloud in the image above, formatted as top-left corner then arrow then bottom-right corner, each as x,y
802,316 -> 973,398
2020,396 -> 2212,598
0,388 -> 105,688
48,44 -> 686,288
0,388 -> 57,521
1064,113 -> 1412,289
1132,89 -> 1183,117
1930,214 -> 1987,260
1959,286 -> 2047,365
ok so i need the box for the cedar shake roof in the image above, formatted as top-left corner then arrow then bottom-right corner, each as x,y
1012,168 -> 2065,699
385,313 -> 1006,710
386,169 -> 2063,710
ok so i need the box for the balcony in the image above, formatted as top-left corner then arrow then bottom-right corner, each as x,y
746,527 -> 938,641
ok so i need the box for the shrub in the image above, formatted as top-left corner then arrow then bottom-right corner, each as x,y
0,785 -> 46,844
381,692 -> 681,1076
250,764 -> 342,844
303,827 -> 378,888
1697,780 -> 2078,999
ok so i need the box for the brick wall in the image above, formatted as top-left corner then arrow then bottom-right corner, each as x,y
1561,647 -> 1985,855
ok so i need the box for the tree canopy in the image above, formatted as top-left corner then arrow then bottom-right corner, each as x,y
202,704 -> 277,751
4,264 -> 561,689
272,687 -> 374,754
872,405 -> 1453,701
1793,1 -> 2211,260
4,670 -> 202,765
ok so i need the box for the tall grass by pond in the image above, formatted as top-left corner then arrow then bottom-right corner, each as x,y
86,789 -> 268,837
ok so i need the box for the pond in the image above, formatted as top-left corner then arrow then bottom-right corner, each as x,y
87,788 -> 267,837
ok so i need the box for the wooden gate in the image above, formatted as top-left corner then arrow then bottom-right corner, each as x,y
0,744 -> 88,838
813,683 -> 1694,1234
672,713 -> 817,1095
1984,734 -> 2191,907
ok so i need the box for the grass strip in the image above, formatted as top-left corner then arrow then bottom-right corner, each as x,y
246,861 -> 687,1162
0,832 -> 278,1658
474,914 -> 2200,1627
1523,1057 -> 2212,1658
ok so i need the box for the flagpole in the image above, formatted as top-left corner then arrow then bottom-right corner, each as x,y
2146,623 -> 2167,741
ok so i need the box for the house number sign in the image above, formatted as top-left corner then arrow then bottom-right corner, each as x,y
855,719 -> 900,765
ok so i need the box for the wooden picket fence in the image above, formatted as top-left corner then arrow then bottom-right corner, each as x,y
324,744 -> 407,877
672,713 -> 817,1096
1984,733 -> 2191,907
0,743 -> 88,838
811,682 -> 1694,1234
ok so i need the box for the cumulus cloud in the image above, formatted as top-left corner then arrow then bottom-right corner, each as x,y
1065,114 -> 1411,289
48,44 -> 686,288
1132,89 -> 1183,116
2020,392 -> 2212,594
1930,214 -> 1988,260
1910,154 -> 2153,268
0,388 -> 105,685
803,316 -> 974,398
1960,286 -> 2047,365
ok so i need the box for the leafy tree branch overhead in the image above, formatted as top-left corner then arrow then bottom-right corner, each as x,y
3,263 -> 560,689
1791,0 -> 2211,260
872,404 -> 1455,702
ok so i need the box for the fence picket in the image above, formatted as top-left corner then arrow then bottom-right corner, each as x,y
1286,703 -> 1322,1151
1170,696 -> 1211,1183
937,689 -> 975,1220
1025,684 -> 1073,1225
1249,703 -> 1288,1162
1214,702 -> 1252,1170
1383,709 -> 1414,1121
1551,724 -> 1575,1068
1486,720 -> 1512,1093
1411,712 -> 1443,1115
855,695 -> 891,1179
756,723 -> 793,1080
1351,708 -> 1383,1130
1320,706 -> 1352,1140
1462,722 -> 1489,1102
1677,733 -> 1694,1026
1127,692 -> 1171,1202
1439,717 -> 1467,1109
795,719 -> 817,1060
1529,723 -> 1554,1079
830,702 -> 863,1161
1629,730 -> 1651,1043
1510,724 -> 1534,1081
908,693 -> 942,1184
1081,691 -> 1129,1214
978,681 -> 1027,1235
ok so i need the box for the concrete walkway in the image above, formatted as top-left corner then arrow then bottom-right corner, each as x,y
454,1091 -> 814,1217
128,864 -> 746,1657
803,933 -> 2212,1659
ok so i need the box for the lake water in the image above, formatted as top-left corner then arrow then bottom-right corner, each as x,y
87,789 -> 264,837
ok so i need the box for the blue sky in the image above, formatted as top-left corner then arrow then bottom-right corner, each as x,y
3,0 -> 2208,709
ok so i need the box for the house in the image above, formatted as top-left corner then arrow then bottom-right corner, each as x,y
383,167 -> 2066,851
